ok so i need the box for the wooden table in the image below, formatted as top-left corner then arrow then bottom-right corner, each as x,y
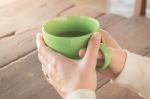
0,0 -> 150,99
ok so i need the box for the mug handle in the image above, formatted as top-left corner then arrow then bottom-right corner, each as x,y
96,43 -> 111,72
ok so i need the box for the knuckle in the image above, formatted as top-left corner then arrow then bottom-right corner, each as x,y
47,56 -> 58,69
38,46 -> 45,54
81,60 -> 91,67
81,59 -> 94,71
47,54 -> 57,63
38,53 -> 42,62
53,53 -> 62,60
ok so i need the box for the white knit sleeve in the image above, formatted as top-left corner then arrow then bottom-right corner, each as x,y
66,89 -> 96,99
115,50 -> 150,99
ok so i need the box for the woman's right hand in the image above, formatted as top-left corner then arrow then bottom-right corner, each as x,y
37,32 -> 101,98
79,29 -> 127,79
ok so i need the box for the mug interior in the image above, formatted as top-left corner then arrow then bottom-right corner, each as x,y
42,16 -> 99,37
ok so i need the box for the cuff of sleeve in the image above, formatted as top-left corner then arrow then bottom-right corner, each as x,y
114,50 -> 146,97
66,89 -> 96,99
115,50 -> 141,85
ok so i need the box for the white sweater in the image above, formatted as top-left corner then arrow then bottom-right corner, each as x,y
66,51 -> 150,99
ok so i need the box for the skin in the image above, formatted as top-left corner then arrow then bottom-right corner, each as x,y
36,30 -> 127,98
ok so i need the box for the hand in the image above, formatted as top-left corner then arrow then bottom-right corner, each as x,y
36,32 -> 101,98
79,30 -> 127,79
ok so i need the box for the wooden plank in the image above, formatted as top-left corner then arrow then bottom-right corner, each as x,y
96,82 -> 143,99
0,0 -> 106,68
97,14 -> 127,30
96,74 -> 109,90
98,16 -> 150,56
130,16 -> 150,25
60,5 -> 105,17
138,46 -> 150,56
141,45 -> 150,57
0,0 -> 106,39
0,0 -> 74,38
134,0 -> 147,16
0,51 -> 61,99
145,51 -> 150,57
0,27 -> 39,68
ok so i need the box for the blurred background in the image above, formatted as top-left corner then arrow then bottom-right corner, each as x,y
111,0 -> 150,17
0,0 -> 150,17
68,0 -> 150,17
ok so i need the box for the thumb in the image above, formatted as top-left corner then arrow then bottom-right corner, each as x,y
100,29 -> 121,49
83,32 -> 101,67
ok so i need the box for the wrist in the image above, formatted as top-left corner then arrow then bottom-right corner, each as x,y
109,48 -> 127,77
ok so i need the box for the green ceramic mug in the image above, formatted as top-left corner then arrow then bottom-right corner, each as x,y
42,16 -> 111,72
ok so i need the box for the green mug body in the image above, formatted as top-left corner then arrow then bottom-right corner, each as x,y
42,16 -> 111,71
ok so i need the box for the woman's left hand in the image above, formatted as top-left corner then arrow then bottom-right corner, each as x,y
36,32 -> 101,98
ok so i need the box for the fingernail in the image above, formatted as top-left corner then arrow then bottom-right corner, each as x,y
92,32 -> 101,44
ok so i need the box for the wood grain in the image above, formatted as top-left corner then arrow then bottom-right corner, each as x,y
98,15 -> 150,55
0,0 -> 104,68
0,0 -> 73,38
97,14 -> 127,30
0,27 -> 39,67
96,82 -> 143,99
60,5 -> 104,17
0,51 -> 61,99
145,51 -> 150,57
130,16 -> 150,25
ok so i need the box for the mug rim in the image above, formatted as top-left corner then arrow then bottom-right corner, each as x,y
42,16 -> 100,39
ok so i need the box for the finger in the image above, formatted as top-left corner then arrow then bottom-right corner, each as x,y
36,33 -> 58,61
41,63 -> 56,84
38,53 -> 53,78
38,53 -> 57,77
79,48 -> 103,66
79,48 -> 86,58
41,64 -> 64,97
41,64 -> 50,79
36,33 -> 54,62
79,48 -> 103,59
41,64 -> 47,73
83,32 -> 101,67
36,33 -> 56,56
36,33 -> 45,49
100,29 -> 121,49
38,53 -> 48,67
